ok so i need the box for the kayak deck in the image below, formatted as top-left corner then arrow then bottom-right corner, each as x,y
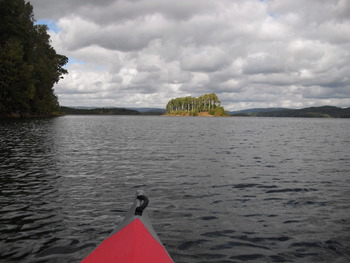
82,191 -> 173,263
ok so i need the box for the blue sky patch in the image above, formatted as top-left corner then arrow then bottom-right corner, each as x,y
269,13 -> 278,19
68,58 -> 86,65
36,19 -> 61,33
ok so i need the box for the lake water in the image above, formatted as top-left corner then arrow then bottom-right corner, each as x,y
0,116 -> 349,263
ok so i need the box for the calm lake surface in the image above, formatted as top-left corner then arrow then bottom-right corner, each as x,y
0,116 -> 349,263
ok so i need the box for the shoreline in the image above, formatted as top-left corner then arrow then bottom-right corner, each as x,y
0,112 -> 65,119
164,112 -> 214,117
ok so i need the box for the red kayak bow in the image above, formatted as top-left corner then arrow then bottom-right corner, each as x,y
82,191 -> 174,263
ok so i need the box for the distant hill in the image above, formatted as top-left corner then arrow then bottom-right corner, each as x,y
60,106 -> 141,115
127,108 -> 166,115
229,108 -> 289,114
255,106 -> 350,118
230,108 -> 289,115
127,107 -> 165,112
66,106 -> 98,110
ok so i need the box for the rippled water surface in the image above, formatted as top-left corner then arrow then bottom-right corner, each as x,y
1,116 -> 350,262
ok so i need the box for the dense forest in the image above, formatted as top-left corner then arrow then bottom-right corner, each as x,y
166,93 -> 226,116
0,0 -> 68,117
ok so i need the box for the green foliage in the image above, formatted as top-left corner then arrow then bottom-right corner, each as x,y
192,109 -> 199,116
0,0 -> 68,117
166,93 -> 226,116
303,112 -> 331,118
209,106 -> 226,116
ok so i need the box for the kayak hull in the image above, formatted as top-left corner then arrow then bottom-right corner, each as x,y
81,191 -> 173,263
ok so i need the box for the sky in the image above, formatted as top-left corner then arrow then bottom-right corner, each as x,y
30,0 -> 350,110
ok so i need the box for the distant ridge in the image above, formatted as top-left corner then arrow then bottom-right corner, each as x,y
230,108 -> 289,114
127,108 -> 166,115
60,106 -> 167,115
231,106 -> 350,118
60,106 -> 350,118
62,106 -> 166,112
60,106 -> 140,115
256,106 -> 350,118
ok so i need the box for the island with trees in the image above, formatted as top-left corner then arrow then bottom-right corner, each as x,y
0,0 -> 68,118
165,93 -> 227,116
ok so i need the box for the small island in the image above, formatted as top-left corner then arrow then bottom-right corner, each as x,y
165,93 -> 227,116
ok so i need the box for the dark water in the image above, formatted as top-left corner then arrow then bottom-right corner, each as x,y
1,116 -> 349,263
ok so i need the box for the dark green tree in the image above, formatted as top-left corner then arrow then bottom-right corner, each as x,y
0,0 -> 68,117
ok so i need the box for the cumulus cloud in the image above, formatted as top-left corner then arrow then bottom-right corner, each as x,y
30,0 -> 350,110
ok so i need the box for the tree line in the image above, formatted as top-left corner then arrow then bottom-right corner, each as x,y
60,107 -> 141,115
166,93 -> 226,116
0,0 -> 68,117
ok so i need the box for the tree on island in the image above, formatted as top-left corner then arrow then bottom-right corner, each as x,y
166,93 -> 226,116
0,0 -> 68,117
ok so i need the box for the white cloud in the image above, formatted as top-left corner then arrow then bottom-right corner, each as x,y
180,46 -> 231,73
30,0 -> 350,110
